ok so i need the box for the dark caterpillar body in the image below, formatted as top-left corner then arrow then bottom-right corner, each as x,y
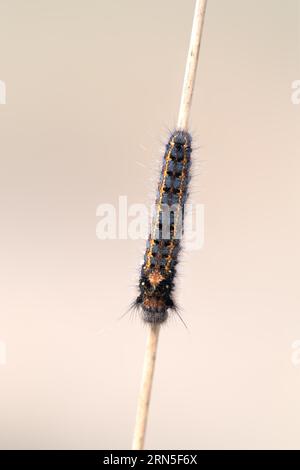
134,130 -> 192,324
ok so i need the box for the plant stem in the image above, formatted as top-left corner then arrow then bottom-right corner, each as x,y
178,0 -> 208,130
132,0 -> 208,450
132,324 -> 160,450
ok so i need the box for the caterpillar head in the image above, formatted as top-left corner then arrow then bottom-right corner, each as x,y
135,270 -> 175,324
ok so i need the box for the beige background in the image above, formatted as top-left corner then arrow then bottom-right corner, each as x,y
0,0 -> 300,449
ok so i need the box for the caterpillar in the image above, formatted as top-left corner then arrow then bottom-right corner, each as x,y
134,129 -> 192,324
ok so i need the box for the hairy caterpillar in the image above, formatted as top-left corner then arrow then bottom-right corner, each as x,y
134,129 -> 192,324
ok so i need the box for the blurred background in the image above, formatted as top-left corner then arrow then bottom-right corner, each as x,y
0,0 -> 300,449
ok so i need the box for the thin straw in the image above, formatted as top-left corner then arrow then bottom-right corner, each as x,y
132,325 -> 160,450
132,0 -> 208,450
177,0 -> 208,130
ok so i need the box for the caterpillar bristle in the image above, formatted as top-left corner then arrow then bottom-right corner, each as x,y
134,129 -> 192,324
